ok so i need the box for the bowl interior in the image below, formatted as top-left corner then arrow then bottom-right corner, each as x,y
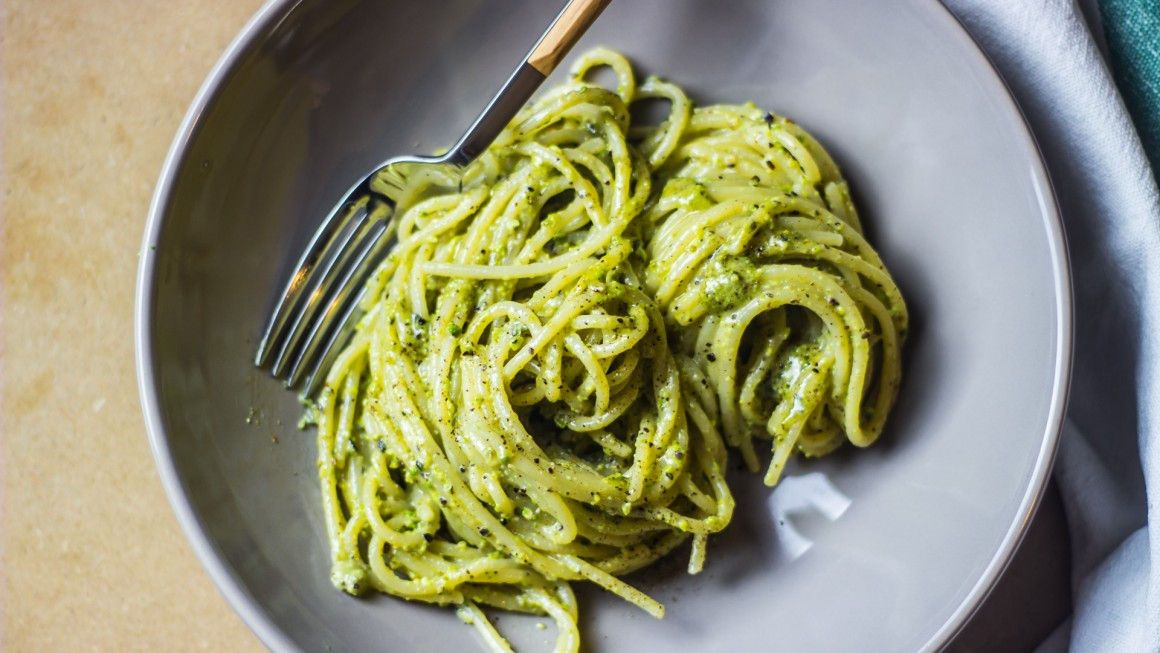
141,1 -> 1069,651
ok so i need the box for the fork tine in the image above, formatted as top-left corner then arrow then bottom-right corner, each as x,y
255,179 -> 373,367
298,285 -> 369,397
289,216 -> 397,393
270,196 -> 391,377
264,196 -> 371,374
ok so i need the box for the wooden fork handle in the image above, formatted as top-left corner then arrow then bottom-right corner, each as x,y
527,0 -> 612,76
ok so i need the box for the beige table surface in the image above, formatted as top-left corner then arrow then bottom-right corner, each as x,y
0,2 -> 1071,651
2,1 -> 264,649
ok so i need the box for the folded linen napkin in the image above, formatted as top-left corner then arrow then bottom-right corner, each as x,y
943,1 -> 1160,650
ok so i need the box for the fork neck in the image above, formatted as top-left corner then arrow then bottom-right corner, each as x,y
444,0 -> 611,167
444,62 -> 545,166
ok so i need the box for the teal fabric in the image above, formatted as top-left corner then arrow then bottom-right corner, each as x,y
1100,0 -> 1160,176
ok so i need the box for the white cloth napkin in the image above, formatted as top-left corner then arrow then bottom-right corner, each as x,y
942,1 -> 1160,650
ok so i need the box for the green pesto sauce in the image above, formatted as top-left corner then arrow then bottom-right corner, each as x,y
658,177 -> 714,211
699,255 -> 759,312
331,558 -> 369,595
772,341 -> 823,401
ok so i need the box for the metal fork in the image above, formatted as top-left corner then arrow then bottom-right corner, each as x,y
254,0 -> 610,393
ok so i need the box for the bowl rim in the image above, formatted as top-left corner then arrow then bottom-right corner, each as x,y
135,2 -> 308,651
134,1 -> 1073,651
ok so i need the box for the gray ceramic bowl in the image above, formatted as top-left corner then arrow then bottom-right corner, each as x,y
136,1 -> 1071,651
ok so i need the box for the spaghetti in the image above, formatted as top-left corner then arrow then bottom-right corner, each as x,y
307,49 -> 906,652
